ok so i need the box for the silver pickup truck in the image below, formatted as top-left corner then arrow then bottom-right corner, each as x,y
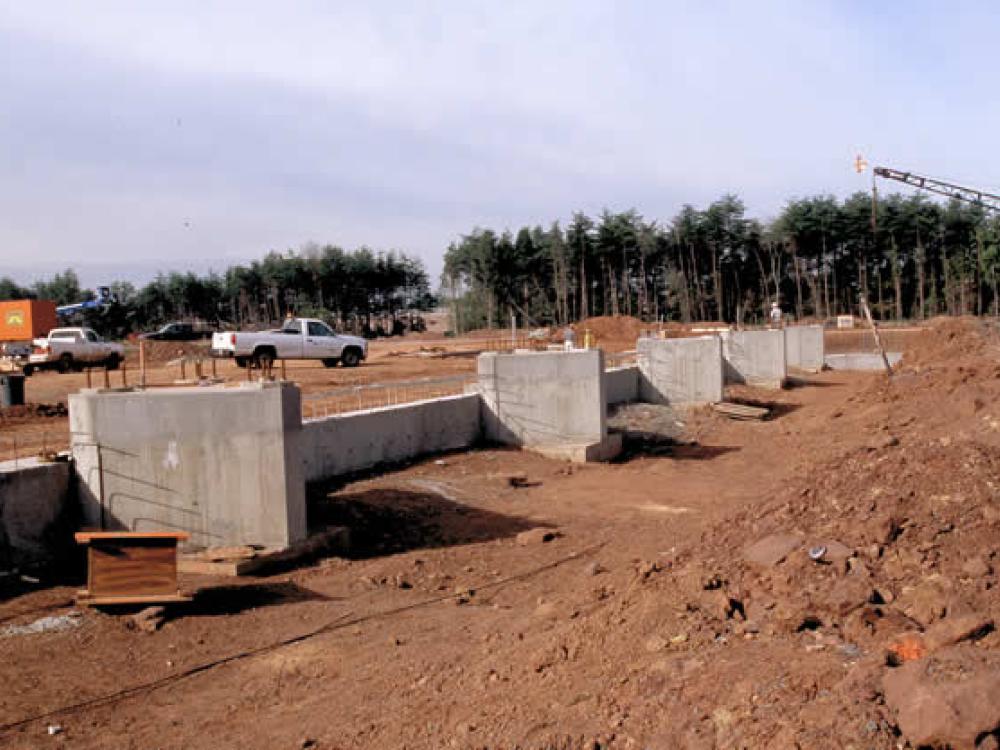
211,317 -> 368,368
24,327 -> 125,375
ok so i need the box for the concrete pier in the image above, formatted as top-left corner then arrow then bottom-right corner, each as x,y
69,382 -> 306,551
784,325 -> 825,372
637,336 -> 724,405
479,349 -> 620,461
721,329 -> 787,388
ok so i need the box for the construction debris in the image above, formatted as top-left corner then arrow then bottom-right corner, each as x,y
712,401 -> 770,421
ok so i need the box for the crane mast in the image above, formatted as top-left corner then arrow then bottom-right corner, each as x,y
873,166 -> 1000,213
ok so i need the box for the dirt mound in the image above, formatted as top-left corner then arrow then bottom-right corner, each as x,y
612,318 -> 1000,747
134,340 -> 212,365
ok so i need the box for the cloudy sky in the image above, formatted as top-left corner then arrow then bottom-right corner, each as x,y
2,1 -> 998,287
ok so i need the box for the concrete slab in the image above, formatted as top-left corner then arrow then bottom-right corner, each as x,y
784,325 -> 825,372
530,433 -> 623,463
721,329 -> 787,388
637,336 -> 724,405
70,382 -> 305,551
479,349 -> 607,448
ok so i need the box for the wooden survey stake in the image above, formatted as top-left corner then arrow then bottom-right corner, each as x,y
74,531 -> 191,606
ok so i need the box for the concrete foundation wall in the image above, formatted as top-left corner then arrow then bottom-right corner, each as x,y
637,336 -> 724,405
69,382 -> 306,551
479,349 -> 606,446
301,393 -> 482,483
825,352 -> 903,370
721,330 -> 787,388
605,365 -> 640,405
785,325 -> 825,372
0,458 -> 73,568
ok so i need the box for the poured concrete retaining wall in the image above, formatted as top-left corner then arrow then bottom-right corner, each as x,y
70,382 -> 306,551
479,349 -> 607,446
301,393 -> 482,483
785,325 -> 825,372
637,336 -> 724,405
605,365 -> 640,405
721,329 -> 787,388
0,458 -> 74,568
825,352 -> 903,370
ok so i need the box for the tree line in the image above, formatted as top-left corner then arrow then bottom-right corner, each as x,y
443,192 -> 1000,330
0,246 -> 434,338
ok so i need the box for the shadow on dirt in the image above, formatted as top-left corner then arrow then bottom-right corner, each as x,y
307,486 -> 541,560
186,581 -> 333,617
611,437 -> 740,463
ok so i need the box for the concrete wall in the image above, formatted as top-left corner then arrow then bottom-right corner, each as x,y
637,336 -> 724,405
69,382 -> 306,551
605,365 -> 640,406
825,352 -> 903,370
479,349 -> 607,447
721,329 -> 787,388
301,393 -> 481,483
785,325 -> 825,372
0,458 -> 73,568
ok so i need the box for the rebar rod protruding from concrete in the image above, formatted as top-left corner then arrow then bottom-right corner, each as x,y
139,340 -> 147,389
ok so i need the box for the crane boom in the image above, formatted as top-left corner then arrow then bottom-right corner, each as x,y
873,166 -> 1000,213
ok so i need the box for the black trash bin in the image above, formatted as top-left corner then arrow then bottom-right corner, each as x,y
0,373 -> 25,407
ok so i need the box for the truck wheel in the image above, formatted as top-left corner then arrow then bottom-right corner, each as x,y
235,356 -> 249,368
22,365 -> 34,377
322,358 -> 339,368
253,349 -> 275,370
341,348 -> 361,368
105,353 -> 121,371
58,354 -> 74,374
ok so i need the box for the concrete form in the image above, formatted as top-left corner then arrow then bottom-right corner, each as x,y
825,352 -> 902,371
784,325 -> 825,372
605,365 -> 640,406
69,382 -> 306,551
721,329 -> 787,389
301,393 -> 481,482
479,349 -> 620,461
0,458 -> 73,567
637,336 -> 724,405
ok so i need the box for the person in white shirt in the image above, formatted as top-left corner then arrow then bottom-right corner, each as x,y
769,301 -> 783,327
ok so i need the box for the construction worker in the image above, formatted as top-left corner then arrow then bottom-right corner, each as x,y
769,301 -> 783,328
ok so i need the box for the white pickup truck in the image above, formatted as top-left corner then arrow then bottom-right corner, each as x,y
24,327 -> 125,375
211,318 -> 368,368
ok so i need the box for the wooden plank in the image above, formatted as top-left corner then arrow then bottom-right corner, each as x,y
75,531 -> 190,542
76,592 -> 191,607
713,402 -> 770,421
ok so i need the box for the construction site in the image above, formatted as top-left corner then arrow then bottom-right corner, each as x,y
1,309 -> 998,750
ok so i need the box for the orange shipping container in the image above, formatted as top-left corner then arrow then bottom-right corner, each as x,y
0,299 -> 58,341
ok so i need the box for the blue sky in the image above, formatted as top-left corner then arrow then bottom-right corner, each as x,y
2,1 -> 999,287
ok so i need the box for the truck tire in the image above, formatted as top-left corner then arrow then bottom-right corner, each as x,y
235,356 -> 249,368
340,348 -> 362,368
58,354 -> 74,374
105,353 -> 121,371
322,358 -> 339,368
252,348 -> 276,370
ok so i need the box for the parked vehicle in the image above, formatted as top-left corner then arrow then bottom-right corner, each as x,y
211,318 -> 368,368
24,327 -> 125,375
140,321 -> 215,341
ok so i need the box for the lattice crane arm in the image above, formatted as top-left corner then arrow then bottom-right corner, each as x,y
873,166 -> 1000,213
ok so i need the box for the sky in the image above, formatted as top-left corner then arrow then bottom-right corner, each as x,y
2,1 -> 1000,289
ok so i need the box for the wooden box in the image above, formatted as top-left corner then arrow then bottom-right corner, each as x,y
75,532 -> 191,606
